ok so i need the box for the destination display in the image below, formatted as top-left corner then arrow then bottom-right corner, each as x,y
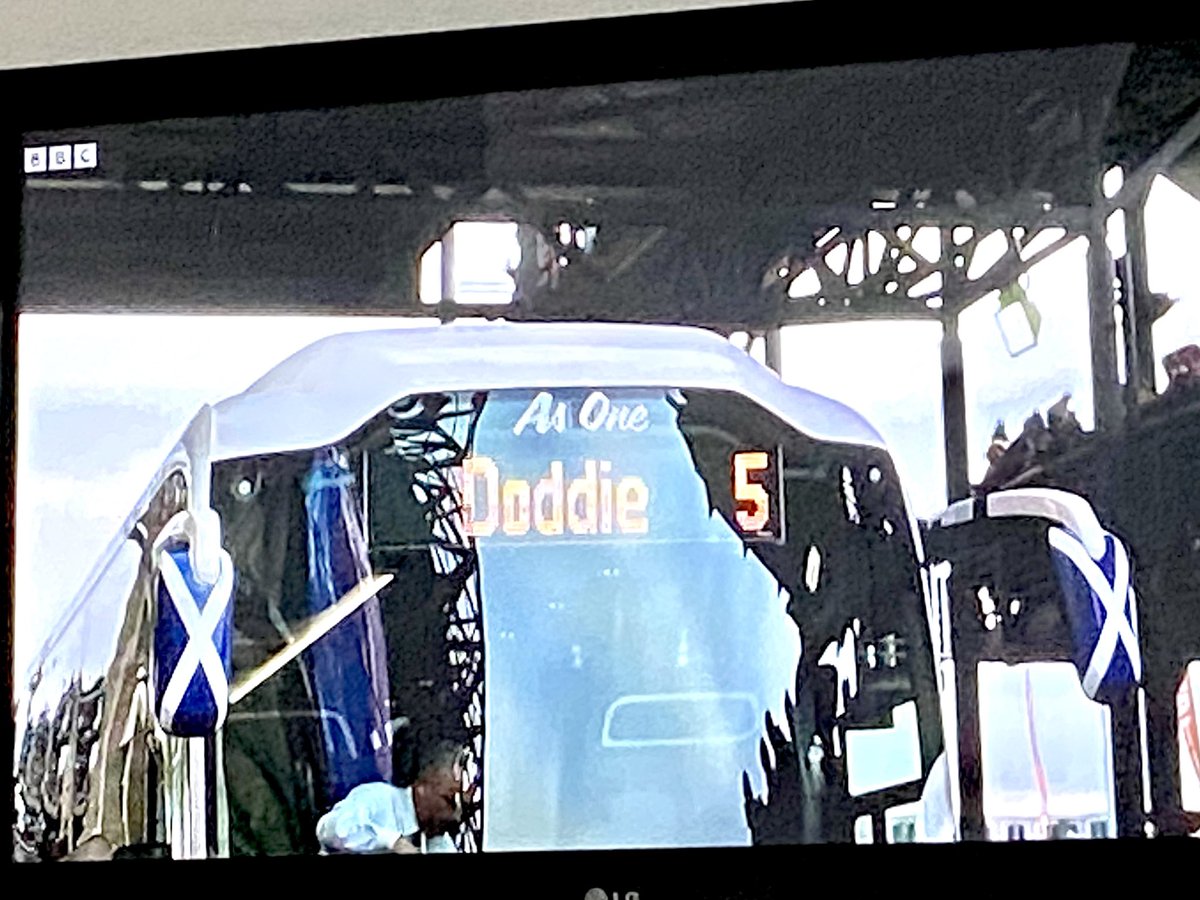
460,456 -> 649,537
458,389 -> 783,542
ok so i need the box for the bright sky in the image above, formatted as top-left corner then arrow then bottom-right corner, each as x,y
1146,177 -> 1200,388
14,315 -> 438,682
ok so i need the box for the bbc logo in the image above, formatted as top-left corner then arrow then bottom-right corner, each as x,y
24,142 -> 98,174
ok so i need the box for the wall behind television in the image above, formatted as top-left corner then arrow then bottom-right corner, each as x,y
0,0 -> 779,69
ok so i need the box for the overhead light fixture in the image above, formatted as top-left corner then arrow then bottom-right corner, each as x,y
372,184 -> 412,196
995,282 -> 1042,357
285,182 -> 359,195
24,179 -> 122,191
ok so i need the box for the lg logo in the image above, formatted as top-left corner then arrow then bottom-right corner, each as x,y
24,142 -> 98,174
585,890 -> 639,900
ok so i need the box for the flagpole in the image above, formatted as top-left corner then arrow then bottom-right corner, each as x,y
1025,667 -> 1051,837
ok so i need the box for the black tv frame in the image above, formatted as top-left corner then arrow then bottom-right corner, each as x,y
4,0 -> 1199,891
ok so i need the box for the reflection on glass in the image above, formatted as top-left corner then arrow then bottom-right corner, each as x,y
846,701 -> 923,797
310,385 -> 939,853
475,389 -> 801,850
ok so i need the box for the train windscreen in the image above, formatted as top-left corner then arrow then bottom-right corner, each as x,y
210,386 -> 946,852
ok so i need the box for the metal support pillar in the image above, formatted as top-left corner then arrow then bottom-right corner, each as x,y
872,811 -> 887,845
1110,689 -> 1147,838
941,315 -> 971,503
165,734 -> 209,859
1145,660 -> 1188,834
213,731 -> 229,858
441,225 -> 456,303
952,648 -> 986,840
764,327 -> 783,376
1125,197 -> 1158,398
437,225 -> 458,323
1087,215 -> 1124,433
1116,256 -> 1140,411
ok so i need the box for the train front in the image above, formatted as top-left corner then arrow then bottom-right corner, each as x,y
213,330 -> 950,854
467,385 -> 802,850
385,384 -> 945,850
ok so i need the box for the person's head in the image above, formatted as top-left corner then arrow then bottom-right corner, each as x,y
411,741 -> 467,837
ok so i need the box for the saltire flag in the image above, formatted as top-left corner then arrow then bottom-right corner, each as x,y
303,449 -> 393,804
1047,526 -> 1141,706
154,539 -> 236,736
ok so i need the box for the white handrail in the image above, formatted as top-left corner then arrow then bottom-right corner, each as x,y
935,487 -> 1107,560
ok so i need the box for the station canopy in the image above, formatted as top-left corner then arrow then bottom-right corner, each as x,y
19,40 -> 1200,327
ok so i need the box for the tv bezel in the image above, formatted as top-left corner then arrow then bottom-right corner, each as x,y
3,0 -> 1197,888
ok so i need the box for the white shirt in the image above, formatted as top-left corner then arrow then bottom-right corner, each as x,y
316,782 -> 459,854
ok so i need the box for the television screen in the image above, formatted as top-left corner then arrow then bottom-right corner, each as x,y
8,6 -> 1200,865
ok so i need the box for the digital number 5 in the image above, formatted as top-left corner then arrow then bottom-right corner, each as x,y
734,452 -> 770,532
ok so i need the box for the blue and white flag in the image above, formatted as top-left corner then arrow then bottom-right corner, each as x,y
154,541 -> 235,736
1048,525 -> 1141,705
303,449 -> 392,804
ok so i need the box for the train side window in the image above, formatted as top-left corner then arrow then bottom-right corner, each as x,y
853,806 -> 921,843
845,701 -> 923,798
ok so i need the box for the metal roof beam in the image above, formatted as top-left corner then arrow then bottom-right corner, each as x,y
947,228 -> 1082,314
1109,102 -> 1200,210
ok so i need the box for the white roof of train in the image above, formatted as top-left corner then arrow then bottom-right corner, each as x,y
210,321 -> 886,461
24,322 -> 896,681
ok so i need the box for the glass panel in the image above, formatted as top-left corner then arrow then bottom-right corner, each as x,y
472,388 -> 800,850
979,662 -> 1115,841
